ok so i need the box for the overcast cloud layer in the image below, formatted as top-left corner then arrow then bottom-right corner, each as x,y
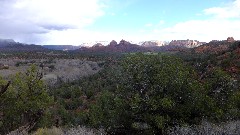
0,0 -> 240,45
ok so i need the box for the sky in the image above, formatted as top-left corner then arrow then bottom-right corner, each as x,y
0,0 -> 240,45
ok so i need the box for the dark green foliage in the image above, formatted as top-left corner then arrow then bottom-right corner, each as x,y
49,60 -> 121,127
49,84 -> 85,126
89,90 -> 131,132
229,41 -> 240,51
87,53 -> 204,134
0,65 -> 53,134
122,54 -> 207,132
86,53 -> 240,134
48,65 -> 55,71
204,68 -> 240,121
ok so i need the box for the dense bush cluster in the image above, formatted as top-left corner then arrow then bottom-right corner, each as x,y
86,53 -> 240,134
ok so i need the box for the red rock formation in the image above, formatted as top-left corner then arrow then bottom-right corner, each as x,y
168,39 -> 202,48
227,37 -> 235,43
79,39 -> 147,53
119,39 -> 131,45
109,40 -> 118,46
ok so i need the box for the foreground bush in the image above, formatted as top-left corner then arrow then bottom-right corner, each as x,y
89,54 -> 206,134
88,53 -> 240,134
0,65 -> 53,134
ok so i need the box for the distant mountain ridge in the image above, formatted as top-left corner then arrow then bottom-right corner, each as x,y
43,45 -> 80,50
0,38 -> 209,53
0,38 -> 16,47
78,40 -> 148,53
0,38 -> 15,43
0,43 -> 47,52
77,39 -> 203,53
0,38 -> 47,52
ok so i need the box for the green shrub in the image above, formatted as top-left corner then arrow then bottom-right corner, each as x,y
89,53 -> 206,134
0,65 -> 54,134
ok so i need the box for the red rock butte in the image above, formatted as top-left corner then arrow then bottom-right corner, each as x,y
227,37 -> 235,43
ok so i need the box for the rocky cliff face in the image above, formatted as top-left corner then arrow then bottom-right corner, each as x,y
169,39 -> 203,48
142,41 -> 158,47
119,39 -> 131,46
79,39 -> 147,53
92,43 -> 104,47
227,37 -> 235,43
141,41 -> 166,47
109,40 -> 118,46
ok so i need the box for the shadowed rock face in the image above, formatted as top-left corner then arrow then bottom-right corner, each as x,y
119,40 -> 131,46
227,37 -> 235,43
109,40 -> 118,46
92,43 -> 104,47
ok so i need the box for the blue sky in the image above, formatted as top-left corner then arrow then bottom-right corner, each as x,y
0,0 -> 239,45
92,0 -> 223,29
89,0 -> 223,34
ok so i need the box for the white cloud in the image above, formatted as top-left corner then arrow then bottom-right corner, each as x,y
150,0 -> 240,42
158,20 -> 165,25
0,0 -> 106,44
42,29 -> 118,45
154,19 -> 240,42
145,23 -> 153,27
204,0 -> 240,18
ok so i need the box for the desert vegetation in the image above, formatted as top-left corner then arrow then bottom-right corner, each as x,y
0,41 -> 240,135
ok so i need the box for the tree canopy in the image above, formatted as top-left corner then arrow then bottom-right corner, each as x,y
0,65 -> 53,134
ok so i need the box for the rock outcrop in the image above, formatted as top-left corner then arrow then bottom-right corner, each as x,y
169,39 -> 203,48
109,40 -> 118,46
227,37 -> 235,43
141,41 -> 166,47
92,43 -> 104,47
78,39 -> 147,53
119,39 -> 131,46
